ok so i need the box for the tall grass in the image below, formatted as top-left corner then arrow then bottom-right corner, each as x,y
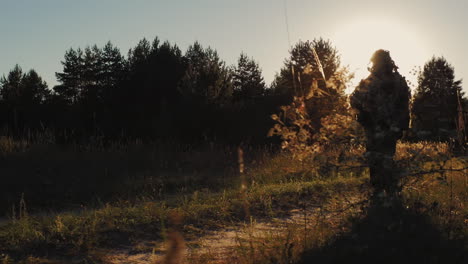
0,176 -> 366,262
0,137 -> 465,263
0,137 -> 277,216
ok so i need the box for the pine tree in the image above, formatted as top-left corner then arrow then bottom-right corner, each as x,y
100,41 -> 126,90
20,69 -> 50,105
120,37 -> 187,137
81,45 -> 102,104
233,53 -> 265,100
55,48 -> 84,103
180,42 -> 233,104
127,38 -> 152,71
0,65 -> 23,103
0,66 -> 49,130
411,57 -> 464,140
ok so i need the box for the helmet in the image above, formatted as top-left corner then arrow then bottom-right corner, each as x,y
369,49 -> 398,74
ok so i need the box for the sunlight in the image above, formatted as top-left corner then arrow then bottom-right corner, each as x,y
331,18 -> 431,93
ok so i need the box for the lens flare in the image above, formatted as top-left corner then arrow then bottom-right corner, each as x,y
331,17 -> 431,93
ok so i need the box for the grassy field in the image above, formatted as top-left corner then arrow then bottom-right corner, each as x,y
0,139 -> 466,263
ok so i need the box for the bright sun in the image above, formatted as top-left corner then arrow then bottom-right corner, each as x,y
331,18 -> 431,94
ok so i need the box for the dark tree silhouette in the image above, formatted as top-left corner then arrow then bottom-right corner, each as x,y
120,37 -> 186,138
0,37 -> 279,143
54,42 -> 127,135
411,57 -> 464,141
1,65 -> 24,102
55,48 -> 84,104
232,53 -> 266,100
179,41 -> 233,104
100,41 -> 126,93
0,65 -> 50,132
127,38 -> 152,70
20,70 -> 50,105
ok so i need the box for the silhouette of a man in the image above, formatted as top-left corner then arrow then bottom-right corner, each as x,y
351,50 -> 410,197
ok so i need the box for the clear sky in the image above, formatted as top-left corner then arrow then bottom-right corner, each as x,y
1,0 -> 467,93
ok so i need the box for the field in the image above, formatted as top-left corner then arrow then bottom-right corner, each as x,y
0,139 -> 466,264
1,1 -> 467,263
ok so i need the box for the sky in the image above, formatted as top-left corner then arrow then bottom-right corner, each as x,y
0,0 -> 467,93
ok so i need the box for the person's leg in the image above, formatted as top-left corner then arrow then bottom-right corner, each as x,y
367,136 -> 399,196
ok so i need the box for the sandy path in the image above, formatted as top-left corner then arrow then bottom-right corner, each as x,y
102,194 -> 365,264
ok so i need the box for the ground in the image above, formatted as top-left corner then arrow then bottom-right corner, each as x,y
0,141 -> 466,264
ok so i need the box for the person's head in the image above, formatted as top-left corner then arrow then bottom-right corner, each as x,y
369,49 -> 398,75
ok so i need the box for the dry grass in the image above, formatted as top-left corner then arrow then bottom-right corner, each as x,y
0,170 -> 365,263
395,141 -> 451,161
0,139 -> 466,263
402,156 -> 467,240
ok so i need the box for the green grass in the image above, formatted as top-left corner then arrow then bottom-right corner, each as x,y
0,170 -> 366,263
0,140 -> 466,264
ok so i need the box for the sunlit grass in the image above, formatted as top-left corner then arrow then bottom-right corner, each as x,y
0,168 -> 366,262
0,139 -> 466,263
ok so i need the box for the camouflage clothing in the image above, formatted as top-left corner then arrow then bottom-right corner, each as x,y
351,50 -> 410,193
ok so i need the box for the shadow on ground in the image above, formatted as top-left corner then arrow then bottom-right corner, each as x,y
299,197 -> 467,264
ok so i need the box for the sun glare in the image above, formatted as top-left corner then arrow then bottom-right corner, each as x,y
331,18 -> 431,93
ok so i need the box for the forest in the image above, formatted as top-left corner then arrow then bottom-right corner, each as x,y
1,37 -> 466,145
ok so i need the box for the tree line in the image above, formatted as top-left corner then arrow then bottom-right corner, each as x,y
0,36 -> 465,145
